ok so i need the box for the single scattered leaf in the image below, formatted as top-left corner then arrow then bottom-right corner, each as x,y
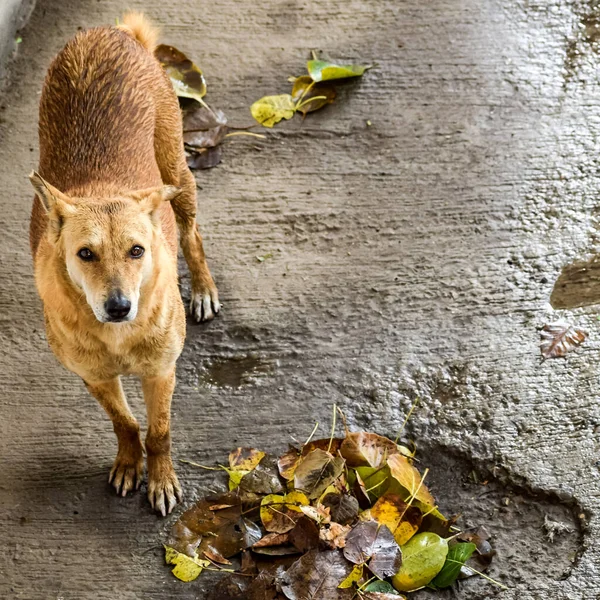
387,454 -> 435,508
540,322 -> 587,359
251,94 -> 295,128
186,146 -> 222,170
260,491 -> 309,533
431,542 -> 477,588
338,563 -> 363,588
457,527 -> 495,574
164,546 -> 210,582
293,449 -> 345,499
155,44 -> 207,102
341,433 -> 400,468
391,533 -> 448,592
307,59 -> 370,82
343,521 -> 402,579
291,75 -> 336,114
281,549 -> 354,600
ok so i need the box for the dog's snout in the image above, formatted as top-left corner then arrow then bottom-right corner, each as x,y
105,290 -> 131,321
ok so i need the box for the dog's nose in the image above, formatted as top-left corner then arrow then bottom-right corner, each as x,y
105,291 -> 131,320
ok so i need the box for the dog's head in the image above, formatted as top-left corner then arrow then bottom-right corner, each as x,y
30,171 -> 180,324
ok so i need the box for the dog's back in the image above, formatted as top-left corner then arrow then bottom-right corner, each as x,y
31,19 -> 178,256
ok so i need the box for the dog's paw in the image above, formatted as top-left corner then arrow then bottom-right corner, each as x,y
190,286 -> 220,323
148,461 -> 183,517
109,454 -> 143,497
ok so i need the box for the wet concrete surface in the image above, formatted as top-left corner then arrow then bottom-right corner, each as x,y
1,0 -> 600,598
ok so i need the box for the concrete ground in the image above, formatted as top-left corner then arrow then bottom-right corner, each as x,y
0,0 -> 599,598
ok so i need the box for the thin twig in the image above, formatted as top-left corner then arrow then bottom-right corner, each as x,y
394,396 -> 420,443
327,403 -> 338,453
225,131 -> 267,140
304,421 -> 319,447
444,560 -> 509,590
179,459 -> 221,470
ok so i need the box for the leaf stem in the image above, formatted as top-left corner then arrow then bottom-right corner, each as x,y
179,459 -> 221,470
295,95 -> 328,112
394,396 -> 420,443
304,421 -> 319,446
444,560 -> 509,590
328,403 -> 338,453
225,131 -> 267,139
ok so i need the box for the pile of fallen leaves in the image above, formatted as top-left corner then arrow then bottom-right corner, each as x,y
164,420 -> 498,598
154,44 -> 370,170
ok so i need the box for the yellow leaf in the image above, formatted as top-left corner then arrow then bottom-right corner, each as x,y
226,468 -> 249,490
228,447 -> 265,471
164,546 -> 210,582
338,563 -> 363,588
369,493 -> 423,546
387,454 -> 435,508
250,94 -> 295,128
260,491 -> 309,532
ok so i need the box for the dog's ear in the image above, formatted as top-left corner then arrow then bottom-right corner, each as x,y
29,171 -> 76,240
29,171 -> 76,214
130,185 -> 181,222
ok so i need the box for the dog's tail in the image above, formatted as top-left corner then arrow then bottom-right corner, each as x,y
117,12 -> 159,53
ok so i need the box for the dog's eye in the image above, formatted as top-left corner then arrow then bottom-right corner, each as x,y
77,248 -> 94,261
130,245 -> 145,258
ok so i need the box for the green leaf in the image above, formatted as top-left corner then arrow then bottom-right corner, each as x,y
364,580 -> 401,594
355,465 -> 390,502
164,545 -> 210,582
250,94 -> 296,128
391,532 -> 449,592
307,60 -> 370,82
155,44 -> 207,103
431,542 -> 477,589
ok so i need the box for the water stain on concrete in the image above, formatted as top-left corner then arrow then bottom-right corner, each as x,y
413,446 -> 585,598
198,356 -> 275,388
550,256 -> 600,309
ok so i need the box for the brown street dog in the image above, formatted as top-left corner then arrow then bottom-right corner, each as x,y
28,13 -> 220,516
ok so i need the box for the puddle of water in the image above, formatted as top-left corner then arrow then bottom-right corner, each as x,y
198,356 -> 275,388
550,256 -> 600,309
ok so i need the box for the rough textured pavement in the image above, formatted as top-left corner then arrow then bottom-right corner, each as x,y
1,0 -> 599,598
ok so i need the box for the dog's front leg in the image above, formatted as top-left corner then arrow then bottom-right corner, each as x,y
142,367 -> 182,516
85,378 -> 144,496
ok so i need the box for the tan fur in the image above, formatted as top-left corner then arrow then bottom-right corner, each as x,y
29,14 -> 219,515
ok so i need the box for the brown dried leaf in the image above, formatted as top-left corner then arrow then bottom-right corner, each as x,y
186,146 -> 222,170
321,491 -> 359,525
540,322 -> 587,359
343,521 -> 402,579
281,550 -> 354,600
341,432 -> 400,468
155,44 -> 207,102
293,449 -> 345,499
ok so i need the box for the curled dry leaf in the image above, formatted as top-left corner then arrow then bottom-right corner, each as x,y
183,106 -> 229,149
306,59 -> 371,82
341,432 -> 400,468
343,521 -> 403,579
540,322 -> 587,359
251,94 -> 296,128
155,44 -> 207,102
319,522 -> 352,549
186,146 -> 222,170
291,75 -> 336,115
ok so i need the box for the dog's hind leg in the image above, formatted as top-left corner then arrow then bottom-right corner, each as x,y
85,378 -> 144,496
153,89 -> 220,322
142,367 -> 182,516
